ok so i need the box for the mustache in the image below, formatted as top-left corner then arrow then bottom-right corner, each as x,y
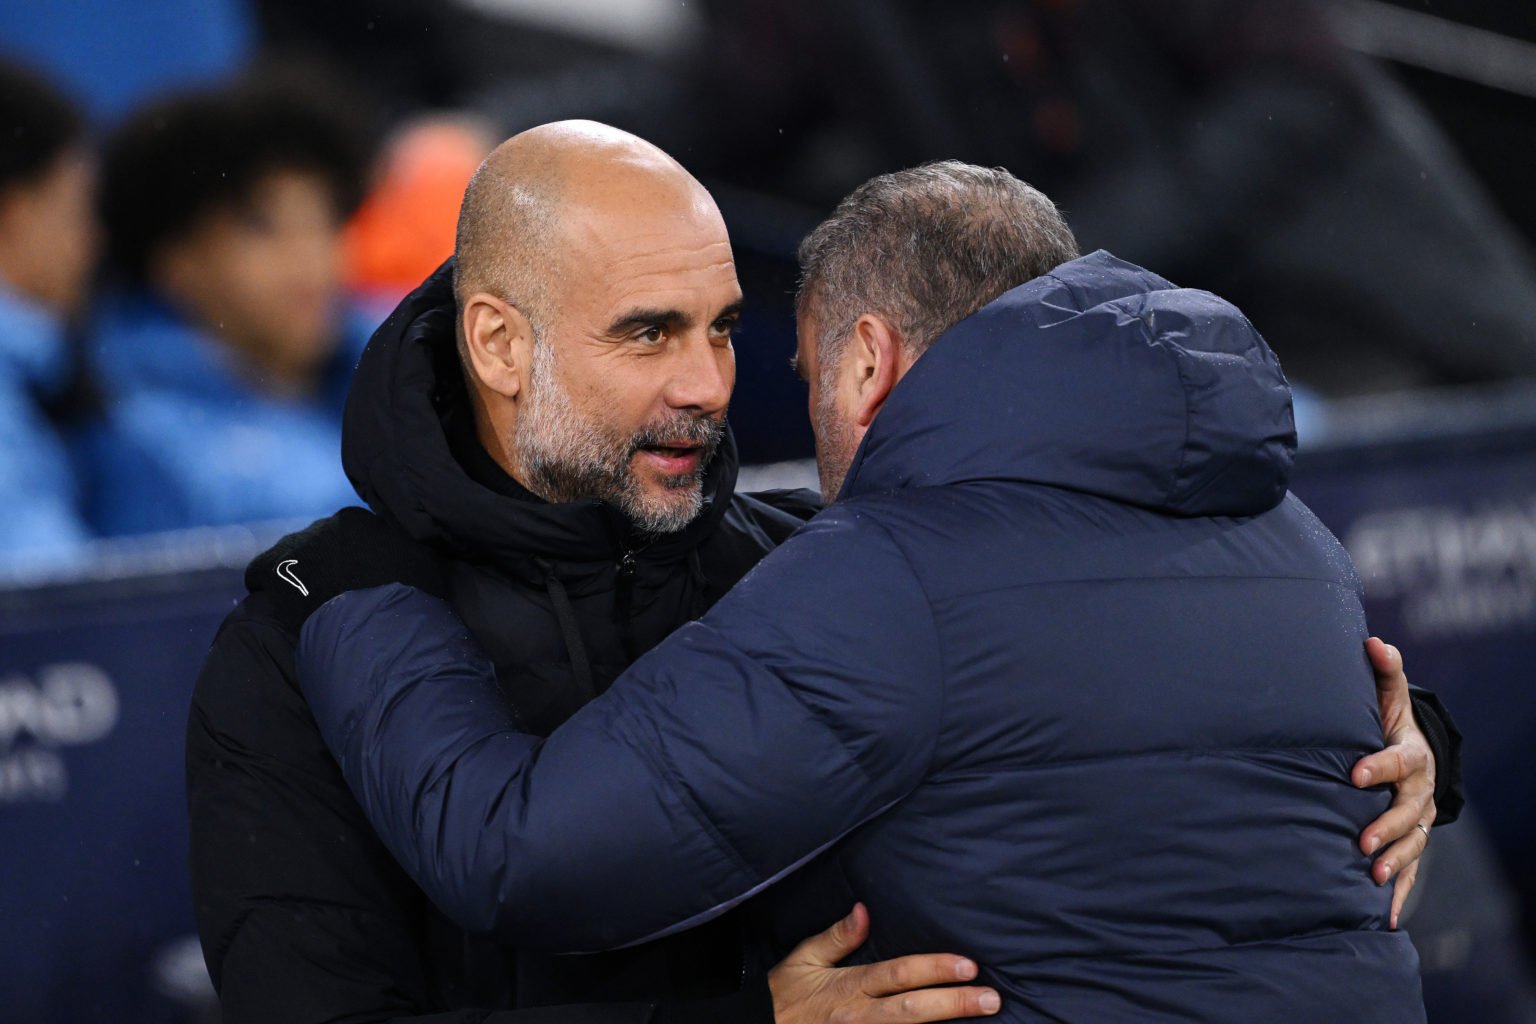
626,414 -> 725,461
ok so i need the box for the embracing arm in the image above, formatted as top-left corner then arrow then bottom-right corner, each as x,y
1407,683 -> 1464,825
298,512 -> 944,953
191,607 -> 697,1024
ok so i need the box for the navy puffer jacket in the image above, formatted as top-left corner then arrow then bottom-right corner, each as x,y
300,252 -> 1424,1022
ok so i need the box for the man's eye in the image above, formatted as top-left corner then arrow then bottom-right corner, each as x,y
640,325 -> 665,344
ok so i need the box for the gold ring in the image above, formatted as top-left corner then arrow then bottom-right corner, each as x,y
1415,823 -> 1430,841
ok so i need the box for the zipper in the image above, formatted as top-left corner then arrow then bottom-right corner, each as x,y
614,546 -> 642,661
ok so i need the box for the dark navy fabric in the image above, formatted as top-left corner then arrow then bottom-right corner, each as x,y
300,251 -> 1424,1022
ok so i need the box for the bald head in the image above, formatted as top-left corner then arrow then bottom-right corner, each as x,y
453,120 -> 707,336
451,120 -> 740,532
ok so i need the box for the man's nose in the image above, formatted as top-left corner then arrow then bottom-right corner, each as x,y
664,335 -> 734,416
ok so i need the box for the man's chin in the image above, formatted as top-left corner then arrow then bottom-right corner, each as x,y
620,474 -> 706,534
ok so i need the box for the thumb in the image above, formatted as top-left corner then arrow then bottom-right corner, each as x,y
792,903 -> 870,968
1366,638 -> 1410,727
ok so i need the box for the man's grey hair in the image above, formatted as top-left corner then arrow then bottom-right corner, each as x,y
795,161 -> 1079,368
452,159 -> 560,346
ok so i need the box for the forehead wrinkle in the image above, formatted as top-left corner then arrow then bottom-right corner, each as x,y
603,258 -> 738,285
587,232 -> 732,262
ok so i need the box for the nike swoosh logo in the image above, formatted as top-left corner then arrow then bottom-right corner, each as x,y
276,559 -> 309,597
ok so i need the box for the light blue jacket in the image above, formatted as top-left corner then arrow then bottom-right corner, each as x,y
0,283 -> 90,569
82,292 -> 367,536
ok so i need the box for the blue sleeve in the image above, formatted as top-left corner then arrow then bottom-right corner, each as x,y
0,385 -> 90,564
297,509 -> 944,952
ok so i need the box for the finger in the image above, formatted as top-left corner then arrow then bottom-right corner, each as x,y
790,904 -> 870,968
1372,814 -> 1434,886
1390,858 -> 1421,930
871,986 -> 1001,1021
1365,637 -> 1403,683
859,952 -> 982,998
1365,637 -> 1412,729
1359,777 -> 1432,855
1352,738 -> 1427,790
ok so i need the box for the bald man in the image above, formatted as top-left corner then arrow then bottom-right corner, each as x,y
186,123 -> 997,1024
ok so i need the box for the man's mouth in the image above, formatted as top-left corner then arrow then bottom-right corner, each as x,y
637,443 -> 704,474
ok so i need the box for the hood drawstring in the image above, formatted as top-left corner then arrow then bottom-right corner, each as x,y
534,558 -> 596,704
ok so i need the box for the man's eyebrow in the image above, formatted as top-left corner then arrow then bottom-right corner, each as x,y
605,300 -> 745,338
606,307 -> 692,336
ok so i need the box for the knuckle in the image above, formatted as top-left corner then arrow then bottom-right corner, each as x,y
889,962 -> 911,990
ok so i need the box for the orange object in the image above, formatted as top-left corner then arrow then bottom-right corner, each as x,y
344,119 -> 490,300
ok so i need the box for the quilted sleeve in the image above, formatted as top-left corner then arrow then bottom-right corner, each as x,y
297,509 -> 944,952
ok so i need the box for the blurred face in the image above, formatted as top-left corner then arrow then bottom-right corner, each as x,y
0,147 -> 98,315
157,169 -> 344,391
515,176 -> 740,533
795,310 -> 861,502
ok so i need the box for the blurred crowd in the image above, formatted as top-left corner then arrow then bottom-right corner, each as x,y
2,0 -> 1535,575
0,58 -> 496,573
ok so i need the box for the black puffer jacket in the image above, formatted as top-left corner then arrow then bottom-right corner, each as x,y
186,262 -> 817,1024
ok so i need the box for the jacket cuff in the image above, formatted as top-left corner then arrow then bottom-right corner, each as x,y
649,973 -> 774,1024
1409,686 -> 1465,826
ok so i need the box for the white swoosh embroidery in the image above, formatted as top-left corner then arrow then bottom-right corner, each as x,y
276,559 -> 310,597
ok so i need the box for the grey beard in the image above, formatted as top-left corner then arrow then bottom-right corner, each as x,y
515,342 -> 722,534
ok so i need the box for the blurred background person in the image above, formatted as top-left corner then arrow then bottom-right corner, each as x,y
0,59 -> 99,570
81,68 -> 377,536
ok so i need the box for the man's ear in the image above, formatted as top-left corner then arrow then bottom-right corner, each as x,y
461,292 -> 536,400
846,313 -> 905,428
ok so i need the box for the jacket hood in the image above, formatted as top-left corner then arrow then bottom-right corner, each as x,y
841,251 -> 1296,517
341,260 -> 741,569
